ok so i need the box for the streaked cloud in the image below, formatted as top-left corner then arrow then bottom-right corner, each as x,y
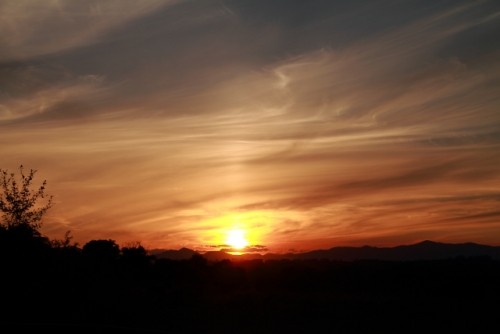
0,0 -> 178,61
1,0 -> 499,251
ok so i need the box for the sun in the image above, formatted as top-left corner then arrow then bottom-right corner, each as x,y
225,229 -> 248,250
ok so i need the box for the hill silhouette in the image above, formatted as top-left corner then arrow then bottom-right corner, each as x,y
149,247 -> 198,260
153,240 -> 500,262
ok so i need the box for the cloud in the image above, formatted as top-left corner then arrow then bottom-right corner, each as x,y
219,245 -> 269,253
1,0 -> 499,249
0,0 -> 178,61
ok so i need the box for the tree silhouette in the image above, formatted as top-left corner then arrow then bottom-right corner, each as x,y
0,165 -> 53,235
82,239 -> 120,262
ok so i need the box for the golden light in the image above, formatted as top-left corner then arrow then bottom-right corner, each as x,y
225,229 -> 248,250
199,210 -> 294,253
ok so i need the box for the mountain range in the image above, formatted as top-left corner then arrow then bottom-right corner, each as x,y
149,240 -> 500,262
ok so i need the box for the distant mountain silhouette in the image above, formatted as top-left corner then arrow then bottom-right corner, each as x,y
149,247 -> 198,260
202,250 -> 236,261
288,240 -> 500,261
151,240 -> 500,261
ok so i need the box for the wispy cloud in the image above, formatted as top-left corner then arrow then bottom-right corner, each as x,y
0,0 -> 178,61
1,0 -> 499,250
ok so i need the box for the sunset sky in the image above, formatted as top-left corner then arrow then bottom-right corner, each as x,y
1,0 -> 499,252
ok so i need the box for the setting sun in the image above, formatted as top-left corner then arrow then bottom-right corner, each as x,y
225,229 -> 248,250
200,211 -> 275,252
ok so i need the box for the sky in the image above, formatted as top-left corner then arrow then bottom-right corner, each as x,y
1,0 -> 499,253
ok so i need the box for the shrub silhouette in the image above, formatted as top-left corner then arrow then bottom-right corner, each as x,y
82,239 -> 120,262
0,165 -> 53,232
0,165 -> 53,261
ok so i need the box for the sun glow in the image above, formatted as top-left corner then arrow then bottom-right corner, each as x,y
225,229 -> 248,250
200,210 -> 289,253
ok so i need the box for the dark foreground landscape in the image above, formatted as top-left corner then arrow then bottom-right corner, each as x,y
1,236 -> 499,334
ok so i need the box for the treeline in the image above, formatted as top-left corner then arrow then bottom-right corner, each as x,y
1,230 -> 499,334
